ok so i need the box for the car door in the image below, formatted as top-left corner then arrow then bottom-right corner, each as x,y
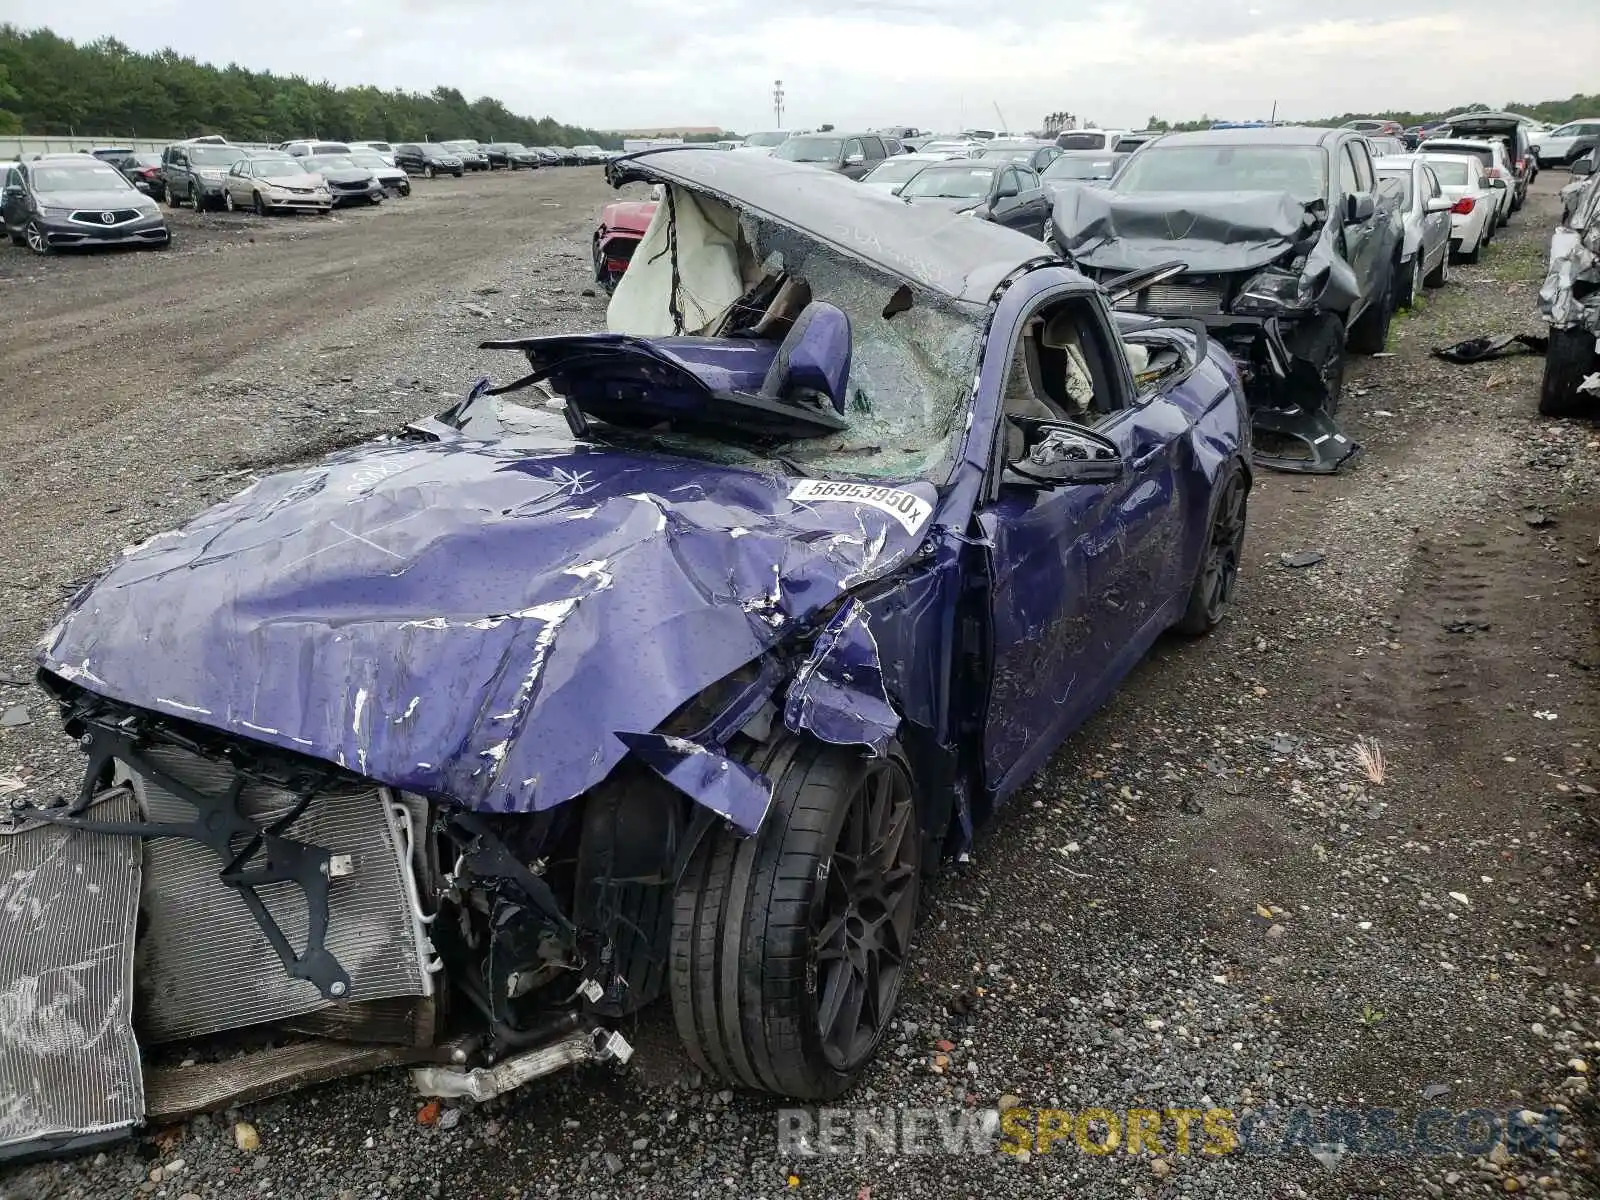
976,286 -> 1196,798
988,167 -> 1027,230
839,138 -> 868,179
1,165 -> 23,232
1420,164 -> 1450,271
1014,166 -> 1050,236
1336,140 -> 1383,321
225,160 -> 247,206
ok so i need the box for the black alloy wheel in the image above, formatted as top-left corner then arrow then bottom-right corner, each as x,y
813,760 -> 919,1071
1175,471 -> 1248,635
672,738 -> 922,1098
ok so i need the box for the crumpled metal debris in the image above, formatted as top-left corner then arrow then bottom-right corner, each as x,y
1431,333 -> 1548,364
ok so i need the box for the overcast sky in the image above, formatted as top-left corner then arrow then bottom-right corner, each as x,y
9,0 -> 1598,133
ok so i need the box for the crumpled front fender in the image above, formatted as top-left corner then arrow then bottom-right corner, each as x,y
1540,225 -> 1600,333
783,598 -> 900,757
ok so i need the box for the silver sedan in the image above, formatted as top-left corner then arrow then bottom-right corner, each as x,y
1376,155 -> 1453,309
222,154 -> 333,216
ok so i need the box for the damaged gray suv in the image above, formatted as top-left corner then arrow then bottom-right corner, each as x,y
1048,125 -> 1405,473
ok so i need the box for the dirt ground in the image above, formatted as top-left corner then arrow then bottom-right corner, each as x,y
0,168 -> 1596,1200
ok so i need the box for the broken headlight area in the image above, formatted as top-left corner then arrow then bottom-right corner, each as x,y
1229,265 -> 1315,317
3,681 -> 731,1160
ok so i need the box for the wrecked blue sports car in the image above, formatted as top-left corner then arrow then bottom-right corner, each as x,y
4,147 -> 1250,1159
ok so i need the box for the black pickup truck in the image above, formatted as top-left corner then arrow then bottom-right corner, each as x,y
1048,125 -> 1405,472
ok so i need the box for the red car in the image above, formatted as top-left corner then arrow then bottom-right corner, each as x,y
592,198 -> 657,291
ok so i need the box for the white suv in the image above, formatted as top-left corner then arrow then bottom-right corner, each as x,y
1534,120 -> 1600,168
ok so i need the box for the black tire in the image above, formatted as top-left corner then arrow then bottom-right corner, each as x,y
253,191 -> 269,217
190,184 -> 205,212
424,165 -> 436,179
163,182 -> 179,208
7,227 -> 24,247
1174,469 -> 1248,636
1346,266 -> 1395,354
23,218 -> 50,255
1395,254 -> 1421,311
1423,246 -> 1449,289
671,736 -> 921,1099
1538,326 -> 1600,418
1452,237 -> 1480,265
223,190 -> 235,213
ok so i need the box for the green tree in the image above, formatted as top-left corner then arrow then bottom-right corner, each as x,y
0,22 -> 740,148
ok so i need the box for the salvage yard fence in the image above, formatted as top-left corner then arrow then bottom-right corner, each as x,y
0,135 -> 278,159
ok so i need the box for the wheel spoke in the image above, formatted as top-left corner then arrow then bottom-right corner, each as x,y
861,952 -> 883,1033
835,968 -> 866,1052
817,962 -> 853,1041
816,910 -> 849,960
872,797 -> 912,873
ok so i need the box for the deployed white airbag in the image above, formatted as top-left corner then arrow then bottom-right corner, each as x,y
607,185 -> 745,336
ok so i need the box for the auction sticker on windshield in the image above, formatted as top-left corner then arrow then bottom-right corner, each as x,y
788,479 -> 934,535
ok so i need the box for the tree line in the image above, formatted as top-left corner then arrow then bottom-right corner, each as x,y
0,25 -> 735,148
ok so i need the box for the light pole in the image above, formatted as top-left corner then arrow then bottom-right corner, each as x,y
774,80 -> 785,129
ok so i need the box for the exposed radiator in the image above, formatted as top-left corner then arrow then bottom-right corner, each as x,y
125,746 -> 431,1045
0,790 -> 144,1160
1113,277 -> 1229,315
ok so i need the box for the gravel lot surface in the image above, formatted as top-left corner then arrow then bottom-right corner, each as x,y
1,169 -> 1596,1200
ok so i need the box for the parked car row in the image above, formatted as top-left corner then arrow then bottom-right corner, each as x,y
601,117 -> 1581,474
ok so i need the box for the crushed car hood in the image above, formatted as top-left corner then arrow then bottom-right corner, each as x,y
38,435 -> 937,815
1051,187 -> 1315,272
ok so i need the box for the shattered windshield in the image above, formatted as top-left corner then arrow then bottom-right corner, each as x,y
493,209 -> 984,483
1114,145 -> 1328,204
774,137 -> 844,163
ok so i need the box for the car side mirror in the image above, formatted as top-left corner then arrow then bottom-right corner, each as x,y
1007,424 -> 1124,488
1425,196 -> 1453,213
1345,192 -> 1376,223
844,152 -> 865,166
995,182 -> 1019,199
1572,154 -> 1597,178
